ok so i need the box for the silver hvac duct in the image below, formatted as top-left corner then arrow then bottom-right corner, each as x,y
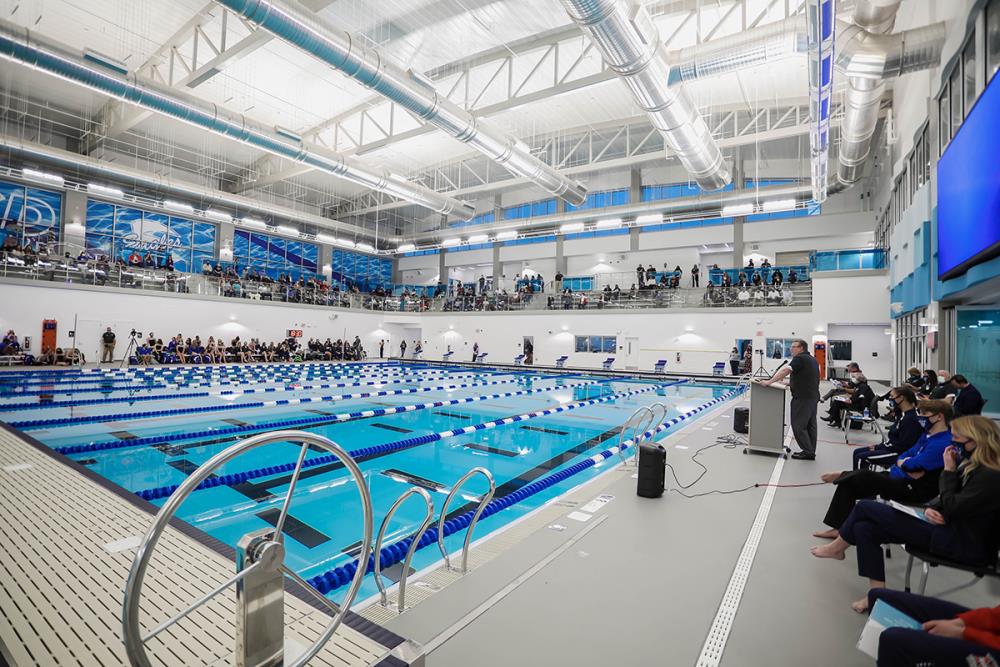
665,12 -> 944,189
0,134 -> 381,244
558,0 -> 732,191
0,19 -> 475,220
215,0 -> 588,206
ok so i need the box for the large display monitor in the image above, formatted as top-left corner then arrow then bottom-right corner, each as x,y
936,72 -> 1000,280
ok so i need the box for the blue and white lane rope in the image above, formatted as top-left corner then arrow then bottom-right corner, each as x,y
1,363 -> 451,389
0,360 -> 400,380
305,384 -> 746,594
13,374 -> 551,429
0,369 -> 502,412
1,365 -> 496,396
55,377 -> 612,457
133,380 -> 684,501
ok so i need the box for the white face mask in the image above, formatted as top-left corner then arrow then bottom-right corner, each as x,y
937,375 -> 946,383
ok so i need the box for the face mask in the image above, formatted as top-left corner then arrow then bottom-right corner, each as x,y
917,416 -> 930,430
938,375 -> 947,383
950,441 -> 965,458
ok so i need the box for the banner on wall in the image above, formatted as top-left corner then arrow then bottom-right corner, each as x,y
0,179 -> 62,250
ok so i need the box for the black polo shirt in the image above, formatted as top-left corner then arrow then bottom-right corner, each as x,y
788,351 -> 820,400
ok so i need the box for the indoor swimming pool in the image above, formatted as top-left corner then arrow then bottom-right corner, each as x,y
0,362 -> 740,603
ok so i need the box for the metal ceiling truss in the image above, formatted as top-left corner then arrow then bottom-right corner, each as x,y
84,0 -> 336,153
229,0 -> 808,195
332,97 -> 843,219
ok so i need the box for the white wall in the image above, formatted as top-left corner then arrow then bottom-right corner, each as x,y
827,324 -> 893,382
0,281 -> 386,362
1,271 -> 890,373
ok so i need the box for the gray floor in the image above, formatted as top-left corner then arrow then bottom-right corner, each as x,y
381,397 -> 1000,666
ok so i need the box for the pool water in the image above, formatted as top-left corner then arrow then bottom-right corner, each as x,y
0,362 -> 735,603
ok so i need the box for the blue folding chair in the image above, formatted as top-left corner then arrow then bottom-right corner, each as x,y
654,359 -> 667,374
555,355 -> 568,368
602,357 -> 615,370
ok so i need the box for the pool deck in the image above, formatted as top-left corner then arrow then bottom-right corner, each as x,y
3,369 -> 998,666
0,423 -> 418,667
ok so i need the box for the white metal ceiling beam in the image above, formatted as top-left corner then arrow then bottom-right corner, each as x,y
229,0 -> 805,195
85,0 -> 336,153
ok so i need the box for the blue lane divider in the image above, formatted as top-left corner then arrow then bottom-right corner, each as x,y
1,362 -> 441,389
56,377 -> 607,457
0,368 -> 498,412
0,360 -> 400,380
1,365 -> 491,398
306,384 -> 746,594
132,380 -> 683,502
14,374 -> 550,429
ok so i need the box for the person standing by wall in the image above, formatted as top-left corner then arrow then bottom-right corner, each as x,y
472,341 -> 479,362
100,327 -> 116,363
729,347 -> 740,375
379,339 -> 385,358
760,338 -> 820,460
691,264 -> 700,287
399,339 -> 407,359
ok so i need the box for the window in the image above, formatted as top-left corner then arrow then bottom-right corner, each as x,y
950,66 -> 963,137
765,338 -> 796,359
922,125 -> 931,184
85,200 -> 215,272
988,0 -> 1000,84
574,335 -> 617,353
963,38 -> 977,117
0,179 -> 61,252
828,340 -> 853,361
233,229 -> 321,281
939,87 -> 950,153
329,248 -> 392,290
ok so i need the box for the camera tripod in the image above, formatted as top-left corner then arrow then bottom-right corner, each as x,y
120,332 -> 141,369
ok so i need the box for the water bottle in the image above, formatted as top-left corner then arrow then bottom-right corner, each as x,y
863,407 -> 870,419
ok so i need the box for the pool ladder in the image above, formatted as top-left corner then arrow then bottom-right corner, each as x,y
373,467 -> 495,613
616,403 -> 669,466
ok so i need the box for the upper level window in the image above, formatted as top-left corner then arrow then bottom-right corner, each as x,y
950,66 -> 963,137
963,38 -> 977,118
939,87 -> 950,154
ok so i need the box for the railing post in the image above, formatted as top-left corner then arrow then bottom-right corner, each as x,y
235,529 -> 285,667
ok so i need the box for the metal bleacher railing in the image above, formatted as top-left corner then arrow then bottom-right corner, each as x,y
0,248 -> 883,314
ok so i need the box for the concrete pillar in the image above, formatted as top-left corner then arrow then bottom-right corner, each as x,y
629,226 -> 640,252
492,243 -> 501,286
62,190 -> 87,250
438,249 -> 447,284
730,148 -> 745,267
555,235 -> 567,275
319,243 -> 333,281
217,220 -> 235,263
391,256 -> 401,284
556,197 -> 566,214
629,167 -> 642,204
493,194 -> 502,223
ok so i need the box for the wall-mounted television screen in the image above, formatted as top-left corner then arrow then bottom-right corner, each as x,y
936,70 -> 1000,280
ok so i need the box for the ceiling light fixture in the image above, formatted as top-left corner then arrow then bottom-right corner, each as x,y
21,168 -> 64,186
355,242 -> 375,253
467,234 -> 489,244
495,229 -> 518,240
442,238 -> 461,247
397,243 -> 415,253
559,222 -> 585,233
595,217 -> 622,229
87,182 -> 125,198
203,209 -> 232,222
762,199 -> 797,213
276,225 -> 298,236
722,203 -> 755,217
163,199 -> 194,213
634,213 -> 662,225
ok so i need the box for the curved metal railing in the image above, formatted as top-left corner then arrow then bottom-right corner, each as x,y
122,430 -> 373,667
437,467 -> 496,573
373,487 -> 434,613
616,402 -> 669,465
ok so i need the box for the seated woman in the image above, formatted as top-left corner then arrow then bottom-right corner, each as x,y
812,415 -> 1000,613
814,399 -> 953,538
853,385 -> 922,471
867,587 -> 1000,666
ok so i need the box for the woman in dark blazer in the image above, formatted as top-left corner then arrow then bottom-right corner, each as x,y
811,415 -> 1000,613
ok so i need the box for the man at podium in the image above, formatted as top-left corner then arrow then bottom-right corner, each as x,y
758,339 -> 820,460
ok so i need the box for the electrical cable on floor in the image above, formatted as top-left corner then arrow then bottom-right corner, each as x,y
665,433 -> 825,498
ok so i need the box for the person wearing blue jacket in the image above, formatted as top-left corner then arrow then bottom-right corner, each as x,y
853,385 -> 923,470
812,399 -> 953,538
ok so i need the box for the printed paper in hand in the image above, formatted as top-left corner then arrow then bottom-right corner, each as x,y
857,599 -> 923,658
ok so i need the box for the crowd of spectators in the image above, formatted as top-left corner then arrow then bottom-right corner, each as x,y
132,332 -> 365,364
799,361 -> 998,664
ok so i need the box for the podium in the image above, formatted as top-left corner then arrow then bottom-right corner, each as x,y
745,382 -> 788,457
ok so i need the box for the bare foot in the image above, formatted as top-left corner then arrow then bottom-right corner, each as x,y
810,543 -> 846,560
851,597 -> 869,613
812,528 -> 839,539
820,471 -> 841,483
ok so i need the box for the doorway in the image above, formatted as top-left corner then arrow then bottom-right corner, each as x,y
522,336 -> 534,364
622,336 -> 640,369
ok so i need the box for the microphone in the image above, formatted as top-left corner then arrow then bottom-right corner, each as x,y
774,359 -> 790,372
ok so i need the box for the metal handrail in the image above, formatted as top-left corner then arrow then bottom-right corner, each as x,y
436,467 -> 496,574
616,402 -> 668,465
121,430 -> 374,667
373,487 -> 434,613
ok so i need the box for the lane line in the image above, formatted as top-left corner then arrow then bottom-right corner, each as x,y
695,430 -> 789,667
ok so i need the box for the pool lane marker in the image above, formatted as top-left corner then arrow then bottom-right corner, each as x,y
305,384 -> 746,595
132,380 -> 684,502
0,368 -> 496,412
14,375 -> 549,430
52,378 -> 602,456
